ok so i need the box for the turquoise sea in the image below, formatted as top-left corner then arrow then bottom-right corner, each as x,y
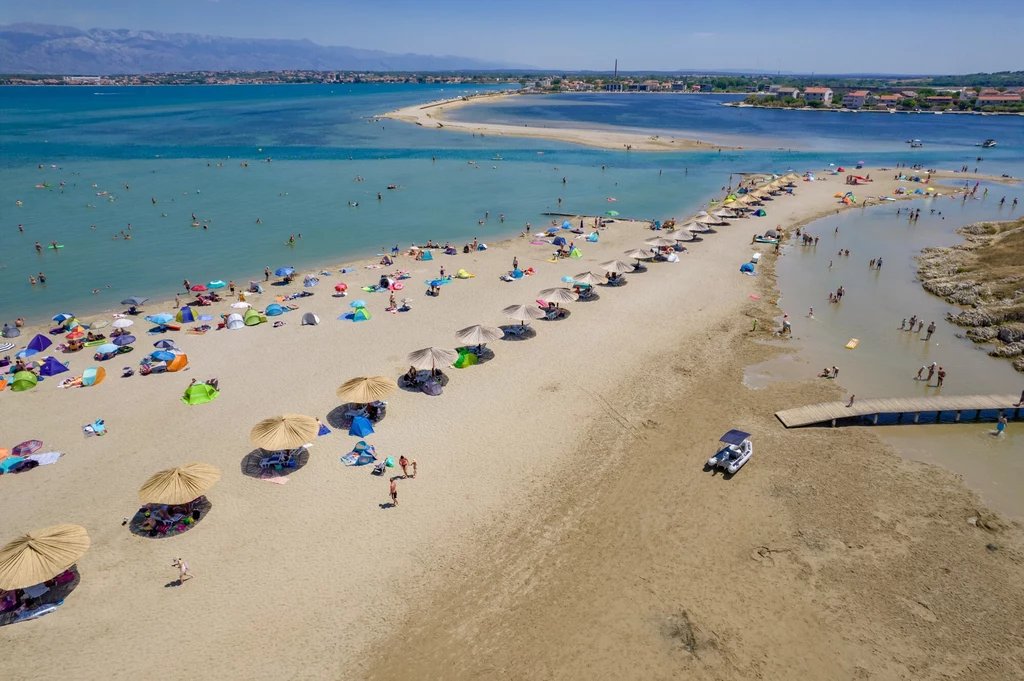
1,85 -> 1022,323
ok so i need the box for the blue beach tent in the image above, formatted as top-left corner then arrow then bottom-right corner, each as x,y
349,416 -> 375,437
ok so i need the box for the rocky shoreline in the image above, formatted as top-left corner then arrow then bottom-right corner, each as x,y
917,218 -> 1024,372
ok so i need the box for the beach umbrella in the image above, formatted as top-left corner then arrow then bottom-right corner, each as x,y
599,260 -> 632,275
145,314 -> 174,325
274,267 -> 294,277
502,304 -> 546,322
0,525 -> 90,591
189,284 -> 208,292
112,318 -> 134,329
426,279 -> 450,288
765,229 -> 780,238
138,463 -> 221,505
407,347 -> 459,371
121,296 -> 148,307
712,209 -> 735,218
400,298 -> 414,306
10,371 -> 38,392
182,382 -> 218,405
12,440 -> 42,456
52,313 -> 75,323
573,272 -> 606,286
81,367 -> 106,386
15,348 -> 39,359
153,339 -> 177,349
336,376 -> 398,404
151,350 -> 176,361
39,356 -> 69,377
94,343 -> 119,354
65,330 -> 85,340
0,342 -> 14,352
349,299 -> 367,308
680,221 -> 712,233
112,335 -> 136,347
455,324 -> 504,345
538,287 -> 579,304
546,226 -> 560,234
644,237 -> 677,248
674,229 -> 696,242
208,280 -> 226,289
561,275 -> 575,284
334,283 -> 348,293
623,248 -> 652,260
230,302 -> 250,309
693,213 -> 718,224
250,414 -> 319,451
604,210 -> 619,217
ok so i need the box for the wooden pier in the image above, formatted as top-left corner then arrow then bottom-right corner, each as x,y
775,394 -> 1022,428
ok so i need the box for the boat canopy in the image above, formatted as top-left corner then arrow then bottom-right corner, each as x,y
720,429 -> 751,445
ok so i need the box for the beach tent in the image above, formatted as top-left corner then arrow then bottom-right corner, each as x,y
27,334 -> 52,354
301,313 -> 320,326
182,382 -> 218,405
562,220 -> 572,229
10,371 -> 38,392
265,303 -> 284,317
511,268 -> 524,279
351,307 -> 371,322
552,236 -> 567,246
586,232 -> 598,242
167,354 -> 189,372
341,441 -> 377,466
348,416 -> 375,437
569,247 -> 582,259
226,313 -> 245,330
754,209 -> 767,217
175,306 -> 198,323
39,356 -> 69,377
244,309 -> 266,326
454,349 -> 479,369
82,367 -> 106,386
420,249 -> 433,261
455,269 -> 474,279
2,324 -> 21,338
740,263 -> 756,273
303,275 -> 319,287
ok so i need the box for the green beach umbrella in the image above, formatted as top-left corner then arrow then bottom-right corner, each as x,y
604,210 -> 619,217
181,382 -> 219,405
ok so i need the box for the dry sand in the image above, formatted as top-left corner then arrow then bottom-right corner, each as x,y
381,92 -> 731,152
2,172 -> 1022,680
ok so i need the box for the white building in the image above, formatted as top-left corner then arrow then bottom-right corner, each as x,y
803,87 -> 833,104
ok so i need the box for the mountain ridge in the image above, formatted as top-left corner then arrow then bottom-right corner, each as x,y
0,23 -> 527,74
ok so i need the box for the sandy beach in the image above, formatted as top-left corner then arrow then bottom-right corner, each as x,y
2,170 -> 1022,680
381,92 -> 732,151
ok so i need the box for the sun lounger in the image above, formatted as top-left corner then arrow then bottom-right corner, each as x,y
504,325 -> 528,337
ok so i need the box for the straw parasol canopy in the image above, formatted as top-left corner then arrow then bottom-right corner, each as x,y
455,325 -> 504,345
407,347 -> 459,370
0,525 -> 90,591
693,213 -> 719,224
712,209 -> 735,218
336,376 -> 398,404
573,272 -> 606,286
643,237 -> 677,248
250,414 -> 319,451
680,221 -> 713,234
138,463 -> 222,505
599,260 -> 632,274
623,248 -> 652,260
537,287 -> 579,304
502,304 -> 546,322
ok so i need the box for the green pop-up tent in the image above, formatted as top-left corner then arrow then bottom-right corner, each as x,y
11,371 -> 38,392
453,350 -> 478,369
181,382 -> 219,405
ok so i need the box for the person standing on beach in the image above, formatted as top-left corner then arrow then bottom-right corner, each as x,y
265,267 -> 271,281
916,365 -> 926,380
936,367 -> 946,388
399,455 -> 409,478
512,256 -> 518,270
925,322 -> 936,340
389,478 -> 398,506
183,279 -> 191,293
876,257 -> 883,270
174,293 -> 180,309
926,362 -> 937,382
229,281 -> 235,295
997,413 -> 1008,435
172,557 -> 193,583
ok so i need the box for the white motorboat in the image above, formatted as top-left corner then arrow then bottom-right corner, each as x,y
706,430 -> 753,474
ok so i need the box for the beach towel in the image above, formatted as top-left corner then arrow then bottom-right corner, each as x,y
318,423 -> 331,436
27,451 -> 62,466
260,473 -> 289,484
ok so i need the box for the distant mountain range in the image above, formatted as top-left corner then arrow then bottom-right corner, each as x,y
0,23 -> 527,75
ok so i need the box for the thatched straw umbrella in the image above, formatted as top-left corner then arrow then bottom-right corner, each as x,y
0,525 -> 90,591
138,463 -> 222,505
250,414 -> 319,451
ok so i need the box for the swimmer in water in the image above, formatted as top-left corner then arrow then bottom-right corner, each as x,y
29,276 -> 37,285
256,218 -> 262,224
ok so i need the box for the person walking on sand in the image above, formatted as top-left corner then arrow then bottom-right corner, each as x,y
174,293 -> 180,309
389,478 -> 398,506
846,394 -> 855,407
183,279 -> 191,293
996,413 -> 1008,435
925,321 -> 936,340
172,557 -> 193,583
936,367 -> 945,387
399,455 -> 409,478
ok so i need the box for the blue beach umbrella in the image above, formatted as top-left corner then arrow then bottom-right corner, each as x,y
151,350 -> 176,361
561,276 -> 575,284
120,296 -> 148,306
349,300 -> 367,308
52,313 -> 75,323
94,343 -> 119,354
208,280 -> 226,289
546,226 -> 560,234
153,339 -> 176,349
145,313 -> 174,325
274,267 -> 294,277
15,348 -> 39,359
426,279 -> 450,288
112,335 -> 136,346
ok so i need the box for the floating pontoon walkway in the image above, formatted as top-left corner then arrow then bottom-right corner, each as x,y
775,394 -> 1022,428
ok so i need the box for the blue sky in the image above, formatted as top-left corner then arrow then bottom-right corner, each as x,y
4,0 -> 1023,73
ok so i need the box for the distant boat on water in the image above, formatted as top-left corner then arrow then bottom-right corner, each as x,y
977,139 -> 997,148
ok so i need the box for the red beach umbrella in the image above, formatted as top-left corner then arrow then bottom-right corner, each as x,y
334,283 -> 348,293
13,440 -> 43,456
190,285 -> 208,292
66,331 -> 85,340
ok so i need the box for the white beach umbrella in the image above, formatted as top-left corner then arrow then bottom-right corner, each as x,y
680,221 -> 713,234
623,248 -> 652,260
693,213 -> 718,224
407,347 -> 459,370
599,260 -> 632,275
573,272 -> 606,286
712,209 -> 735,218
537,287 -> 579,304
230,302 -> 251,309
112,319 -> 134,329
502,304 -> 546,322
644,237 -> 677,248
674,229 -> 696,241
455,325 -> 504,345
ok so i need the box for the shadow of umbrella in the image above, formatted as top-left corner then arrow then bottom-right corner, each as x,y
128,497 -> 213,538
240,449 -> 310,480
398,370 -> 449,392
326,403 -> 387,429
0,565 -> 81,627
498,325 -> 537,341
